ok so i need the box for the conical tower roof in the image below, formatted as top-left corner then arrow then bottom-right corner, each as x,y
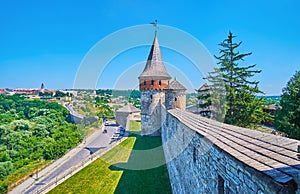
165,79 -> 187,90
138,34 -> 171,80
116,103 -> 140,113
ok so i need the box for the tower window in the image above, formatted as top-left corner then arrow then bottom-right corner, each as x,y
159,80 -> 162,86
144,80 -> 146,86
150,95 -> 153,99
193,147 -> 197,163
175,97 -> 177,101
151,80 -> 154,86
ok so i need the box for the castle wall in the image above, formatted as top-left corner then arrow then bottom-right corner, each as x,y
116,111 -> 130,127
140,90 -> 165,136
162,112 -> 299,194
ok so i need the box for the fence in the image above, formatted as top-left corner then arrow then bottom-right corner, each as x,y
23,137 -> 127,194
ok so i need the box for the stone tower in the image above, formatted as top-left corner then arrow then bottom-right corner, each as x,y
40,83 -> 45,93
138,33 -> 171,136
164,79 -> 187,110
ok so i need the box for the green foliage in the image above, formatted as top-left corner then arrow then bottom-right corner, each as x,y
54,90 -> 73,98
275,71 -> 300,140
204,32 -> 271,127
96,89 -> 113,95
0,162 -> 14,180
0,94 -> 82,193
128,97 -> 141,109
39,92 -> 53,97
95,94 -> 114,117
129,90 -> 141,98
96,89 -> 141,98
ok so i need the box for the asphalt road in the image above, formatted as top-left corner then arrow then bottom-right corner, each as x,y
11,125 -> 117,194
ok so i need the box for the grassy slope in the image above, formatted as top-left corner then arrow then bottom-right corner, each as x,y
49,121 -> 171,194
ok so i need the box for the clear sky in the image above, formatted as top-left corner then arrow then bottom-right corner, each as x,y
0,0 -> 299,95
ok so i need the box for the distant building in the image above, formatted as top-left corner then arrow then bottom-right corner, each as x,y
0,89 -> 6,94
116,104 -> 140,128
186,105 -> 200,114
14,88 -> 40,95
59,90 -> 77,97
40,83 -> 45,93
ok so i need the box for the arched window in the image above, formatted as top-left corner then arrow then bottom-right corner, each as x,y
144,80 -> 146,86
175,97 -> 177,101
150,95 -> 153,99
159,80 -> 162,86
151,80 -> 154,86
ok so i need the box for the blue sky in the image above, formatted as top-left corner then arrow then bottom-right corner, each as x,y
0,0 -> 299,95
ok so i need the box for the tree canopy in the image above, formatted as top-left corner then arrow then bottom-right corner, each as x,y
0,94 -> 82,193
275,71 -> 300,140
201,32 -> 271,128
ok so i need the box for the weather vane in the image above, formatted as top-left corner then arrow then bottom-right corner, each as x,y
150,19 -> 158,33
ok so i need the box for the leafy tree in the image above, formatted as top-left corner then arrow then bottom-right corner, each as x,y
39,92 -> 53,97
129,90 -> 141,98
0,94 -> 83,190
0,161 -> 14,180
12,120 -> 30,131
206,32 -> 270,127
96,94 -> 114,117
128,97 -> 141,108
275,71 -> 300,139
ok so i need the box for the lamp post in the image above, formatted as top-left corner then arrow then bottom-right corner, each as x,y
36,158 -> 42,180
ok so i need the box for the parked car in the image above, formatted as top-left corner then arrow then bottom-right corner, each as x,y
111,134 -> 119,139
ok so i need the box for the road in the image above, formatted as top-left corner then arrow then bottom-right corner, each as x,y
9,125 -> 118,194
64,103 -> 83,119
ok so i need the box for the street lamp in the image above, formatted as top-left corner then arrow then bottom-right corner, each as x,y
36,158 -> 42,180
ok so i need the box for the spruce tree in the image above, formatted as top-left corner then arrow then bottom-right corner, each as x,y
197,83 -> 211,117
204,69 -> 227,122
207,32 -> 270,127
275,71 -> 300,139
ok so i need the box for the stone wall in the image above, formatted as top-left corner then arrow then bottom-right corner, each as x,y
140,90 -> 165,136
165,90 -> 186,110
116,111 -> 129,127
67,114 -> 98,126
162,112 -> 299,194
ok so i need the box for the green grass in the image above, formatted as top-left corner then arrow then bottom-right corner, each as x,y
129,120 -> 141,132
48,130 -> 172,194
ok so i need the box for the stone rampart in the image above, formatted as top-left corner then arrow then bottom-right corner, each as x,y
162,109 -> 300,194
